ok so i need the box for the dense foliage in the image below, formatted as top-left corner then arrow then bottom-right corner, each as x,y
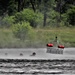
12,22 -> 32,40
0,0 -> 75,27
14,9 -> 43,27
0,0 -> 75,45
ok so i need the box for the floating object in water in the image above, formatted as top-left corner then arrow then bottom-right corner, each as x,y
47,47 -> 63,54
20,53 -> 23,56
46,43 -> 64,54
47,43 -> 53,47
31,52 -> 36,56
58,45 -> 64,49
5,53 -> 8,55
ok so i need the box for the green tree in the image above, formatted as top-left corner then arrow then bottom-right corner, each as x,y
39,0 -> 55,27
14,9 -> 43,27
1,16 -> 15,28
67,6 -> 75,26
0,0 -> 9,15
8,0 -> 17,15
12,22 -> 32,40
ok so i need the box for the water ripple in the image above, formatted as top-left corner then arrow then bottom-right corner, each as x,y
0,59 -> 75,74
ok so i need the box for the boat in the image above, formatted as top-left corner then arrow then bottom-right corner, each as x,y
46,36 -> 64,54
46,44 -> 64,54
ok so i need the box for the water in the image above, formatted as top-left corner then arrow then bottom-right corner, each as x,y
0,48 -> 75,75
0,59 -> 75,75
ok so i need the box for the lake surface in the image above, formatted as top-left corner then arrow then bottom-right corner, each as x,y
0,48 -> 75,75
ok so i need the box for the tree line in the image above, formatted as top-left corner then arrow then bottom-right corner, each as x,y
0,0 -> 75,27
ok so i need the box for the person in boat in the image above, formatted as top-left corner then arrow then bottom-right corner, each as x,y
53,36 -> 64,48
47,36 -> 59,47
53,36 -> 59,47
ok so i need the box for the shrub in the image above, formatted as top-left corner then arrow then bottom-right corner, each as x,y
14,9 -> 43,27
12,22 -> 32,40
1,16 -> 15,28
47,10 -> 59,27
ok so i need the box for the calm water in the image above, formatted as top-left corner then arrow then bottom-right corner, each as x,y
0,48 -> 75,75
0,59 -> 75,75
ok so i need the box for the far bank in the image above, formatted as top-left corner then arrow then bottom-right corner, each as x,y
0,27 -> 75,48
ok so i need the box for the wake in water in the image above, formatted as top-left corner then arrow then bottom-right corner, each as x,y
0,59 -> 75,74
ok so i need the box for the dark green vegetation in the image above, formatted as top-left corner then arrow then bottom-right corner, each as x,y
0,0 -> 75,48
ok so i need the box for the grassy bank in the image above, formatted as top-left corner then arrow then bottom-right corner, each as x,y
0,27 -> 75,48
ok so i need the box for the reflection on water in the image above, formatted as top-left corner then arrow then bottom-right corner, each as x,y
0,59 -> 75,75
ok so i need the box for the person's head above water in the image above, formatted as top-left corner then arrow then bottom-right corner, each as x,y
56,36 -> 57,39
